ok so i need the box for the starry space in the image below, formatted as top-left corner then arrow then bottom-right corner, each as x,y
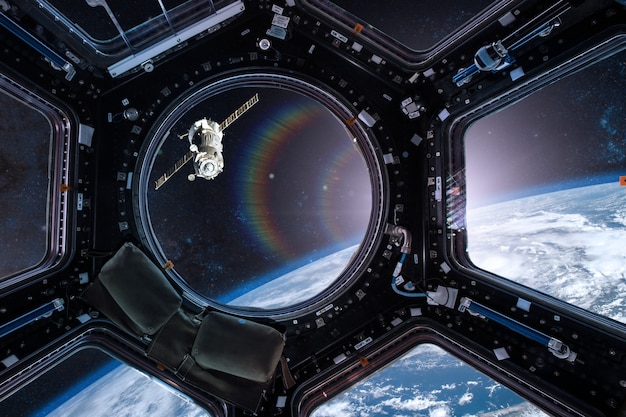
146,86 -> 372,303
330,0 -> 494,50
0,90 -> 50,279
465,49 -> 626,209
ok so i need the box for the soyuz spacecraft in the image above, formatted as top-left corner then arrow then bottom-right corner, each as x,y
155,93 -> 259,189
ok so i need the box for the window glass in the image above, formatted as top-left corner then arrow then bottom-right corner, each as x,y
2,348 -> 213,417
465,48 -> 626,322
140,75 -> 375,309
15,0 -> 234,56
0,72 -> 71,285
326,0 -> 495,50
0,90 -> 49,278
311,344 -> 547,416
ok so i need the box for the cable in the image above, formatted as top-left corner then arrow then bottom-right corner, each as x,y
391,253 -> 426,298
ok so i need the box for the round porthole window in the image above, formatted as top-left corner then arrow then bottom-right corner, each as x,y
134,72 -> 385,314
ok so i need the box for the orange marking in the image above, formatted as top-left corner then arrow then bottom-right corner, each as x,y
359,355 -> 369,367
620,176 -> 626,186
346,117 -> 357,126
354,23 -> 364,34
163,260 -> 174,270
60,184 -> 73,192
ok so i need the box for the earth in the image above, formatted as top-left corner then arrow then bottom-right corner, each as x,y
226,245 -> 359,308
311,344 -> 547,417
467,182 -> 626,323
45,365 -> 208,417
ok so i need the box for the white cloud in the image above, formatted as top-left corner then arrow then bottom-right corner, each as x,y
311,400 -> 356,417
485,383 -> 501,397
466,182 -> 626,323
380,395 -> 447,412
429,405 -> 452,417
458,392 -> 473,405
359,383 -> 394,399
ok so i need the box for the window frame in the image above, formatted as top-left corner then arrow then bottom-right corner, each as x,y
10,0 -> 244,71
294,323 -> 564,417
0,71 -> 74,292
444,34 -> 626,330
299,0 -> 518,68
0,323 -> 227,417
131,70 -> 388,320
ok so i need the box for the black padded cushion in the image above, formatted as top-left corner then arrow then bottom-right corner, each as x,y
147,310 -> 199,369
192,311 -> 285,383
95,242 -> 182,335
